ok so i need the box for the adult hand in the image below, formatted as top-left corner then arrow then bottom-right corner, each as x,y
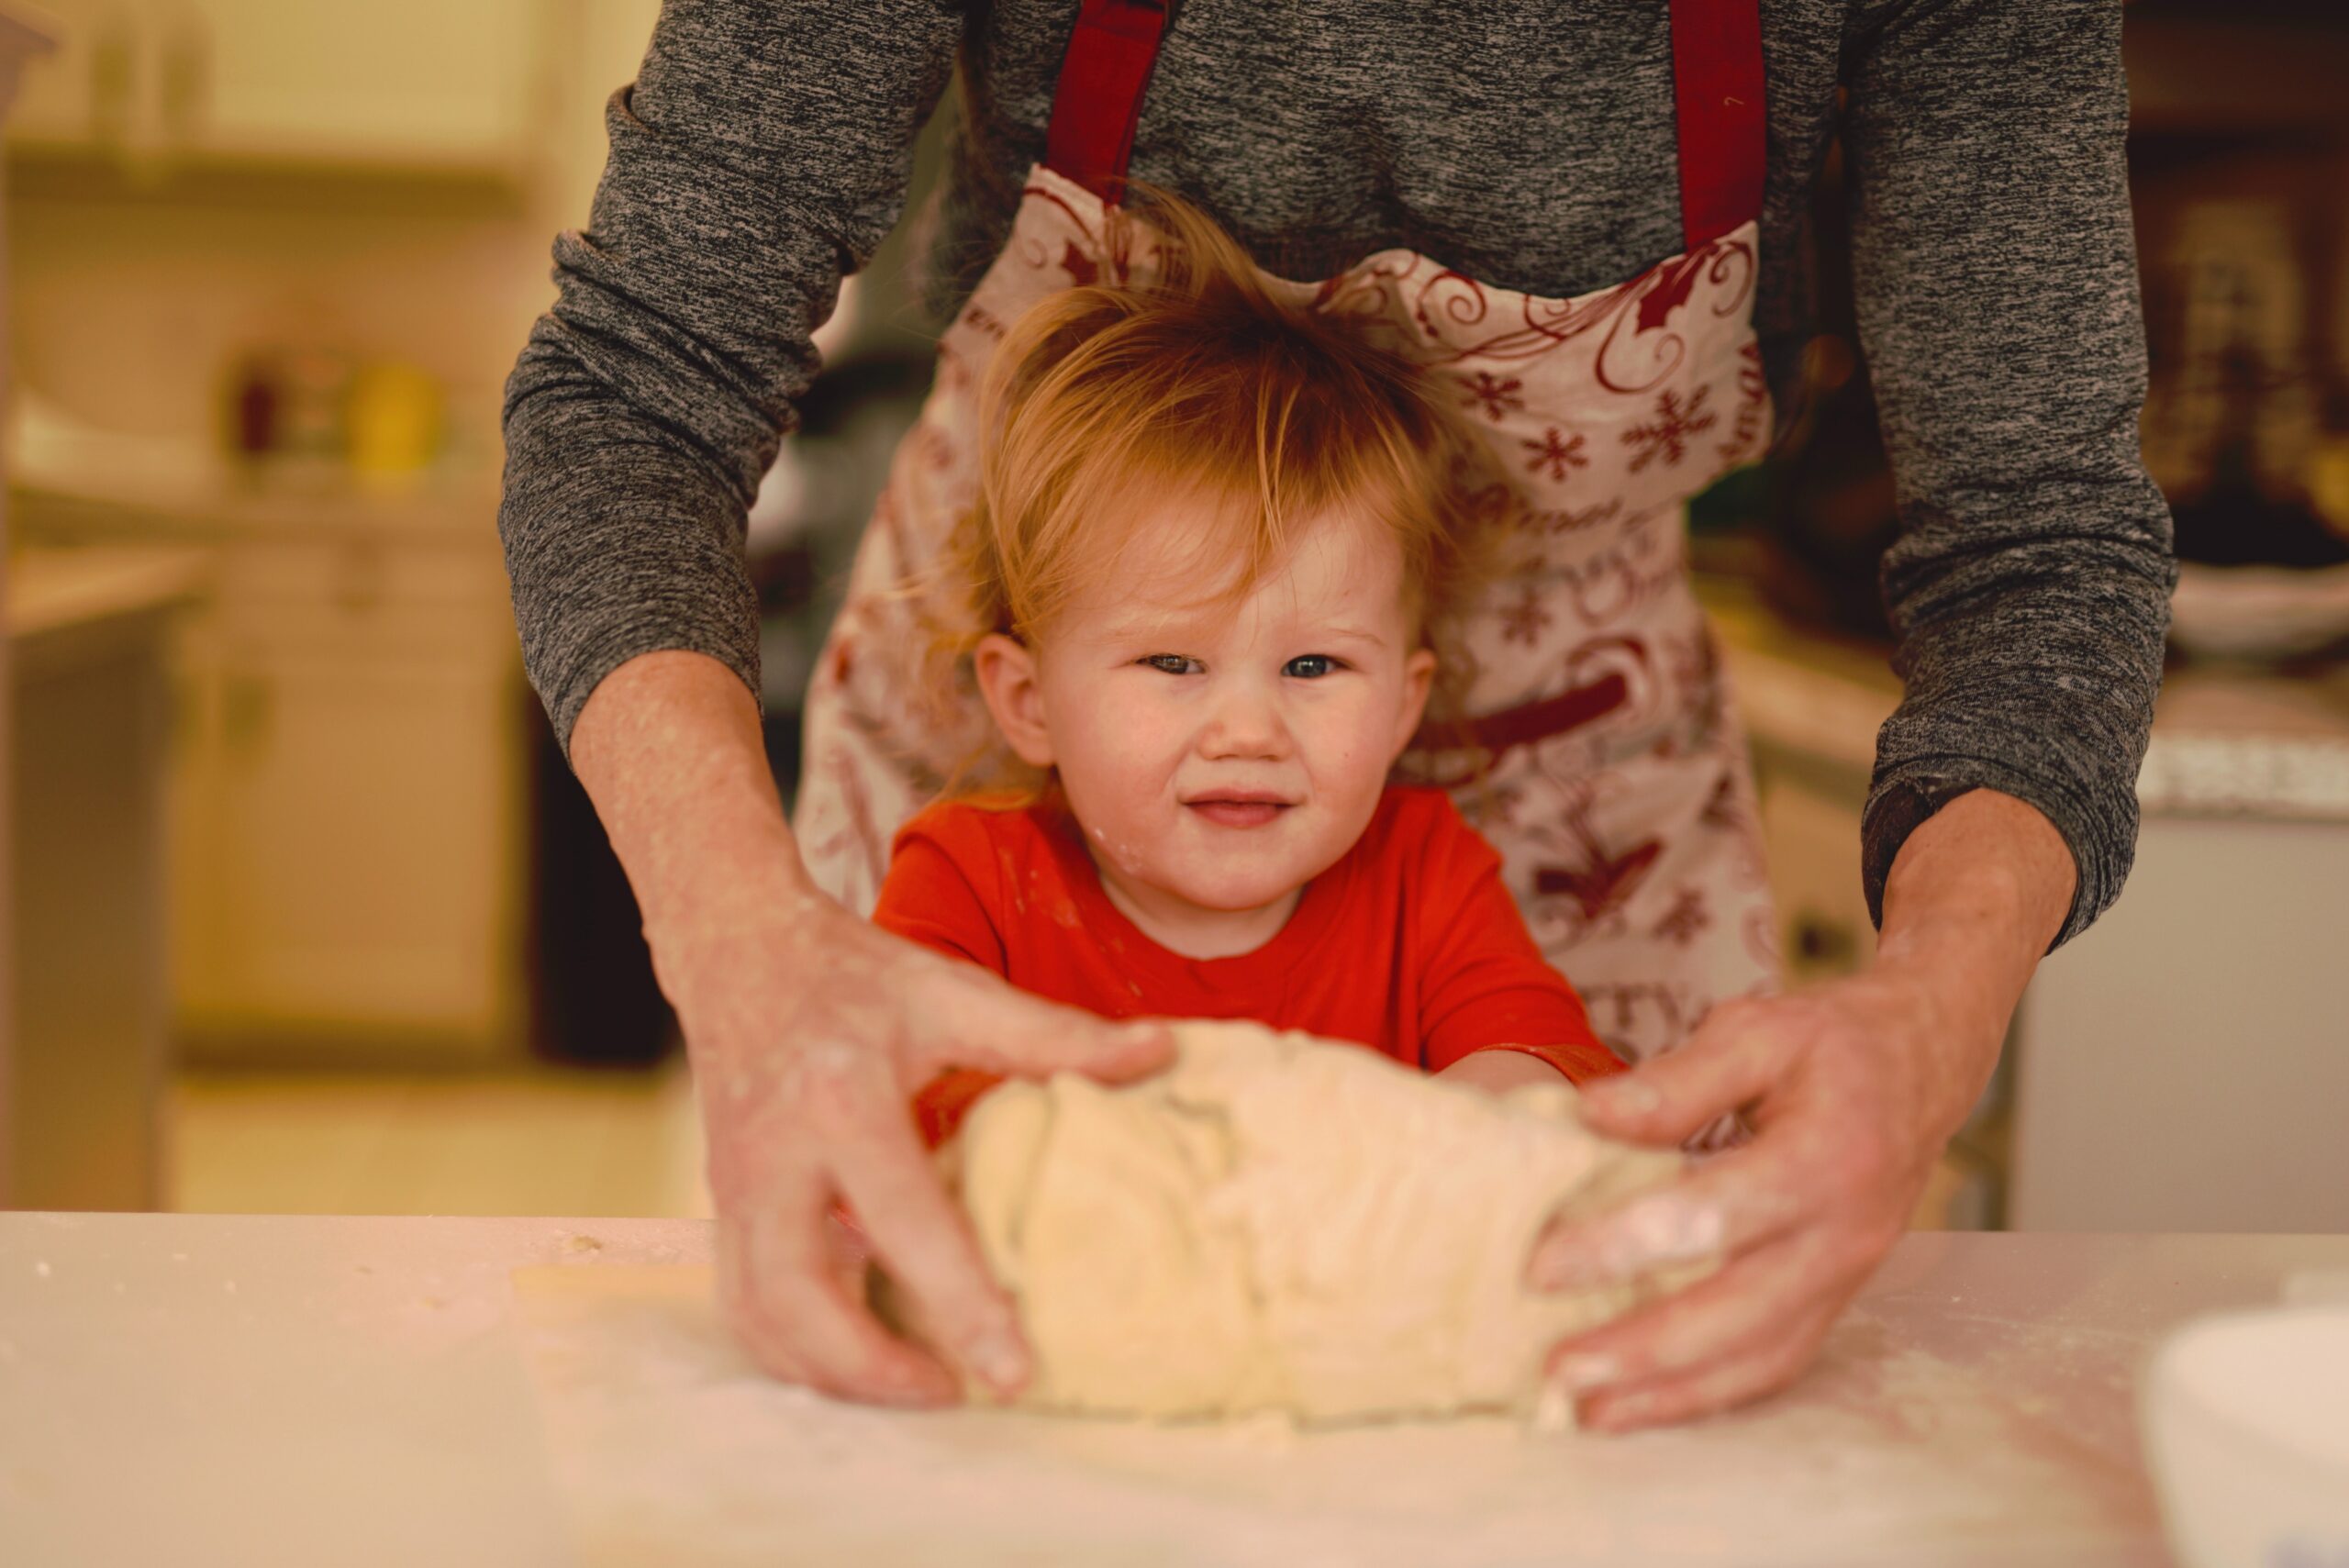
680,891 -> 1173,1407
565,651 -> 1173,1410
1525,788 -> 2076,1430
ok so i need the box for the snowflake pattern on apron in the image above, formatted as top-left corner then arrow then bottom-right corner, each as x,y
796,0 -> 1782,1077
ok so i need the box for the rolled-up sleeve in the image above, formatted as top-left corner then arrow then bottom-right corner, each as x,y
1839,0 -> 2176,946
499,0 -> 964,751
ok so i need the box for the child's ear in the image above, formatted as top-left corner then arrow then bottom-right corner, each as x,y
973,633 -> 1057,770
1392,646 -> 1439,760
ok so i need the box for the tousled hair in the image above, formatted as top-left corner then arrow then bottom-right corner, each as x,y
914,184 -> 1509,798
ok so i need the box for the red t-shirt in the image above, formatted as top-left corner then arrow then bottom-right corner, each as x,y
872,784 -> 1623,1143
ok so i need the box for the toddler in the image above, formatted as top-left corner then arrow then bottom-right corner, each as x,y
872,191 -> 1625,1143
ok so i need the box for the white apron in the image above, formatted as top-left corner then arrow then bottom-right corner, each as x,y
795,0 -> 1782,1071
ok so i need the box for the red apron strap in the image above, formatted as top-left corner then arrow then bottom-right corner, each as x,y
1043,0 -> 1172,203
1670,0 -> 1767,249
1045,0 -> 1759,240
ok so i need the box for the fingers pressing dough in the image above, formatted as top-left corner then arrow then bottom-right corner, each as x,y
929,1021 -> 1710,1425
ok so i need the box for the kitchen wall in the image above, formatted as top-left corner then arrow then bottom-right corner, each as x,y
7,1 -> 662,468
14,179 -> 548,464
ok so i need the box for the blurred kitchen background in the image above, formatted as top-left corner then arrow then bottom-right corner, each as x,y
2,1 -> 2344,1231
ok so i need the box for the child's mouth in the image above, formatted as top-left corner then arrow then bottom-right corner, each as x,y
1185,798 -> 1291,829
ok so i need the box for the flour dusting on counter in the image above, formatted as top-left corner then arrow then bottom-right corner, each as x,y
510,1265 -> 2150,1568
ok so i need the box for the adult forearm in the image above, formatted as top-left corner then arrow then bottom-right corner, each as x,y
1870,786 -> 2076,1139
1842,0 -> 2173,946
498,0 -> 964,754
569,651 -> 1171,1407
568,650 -> 814,1018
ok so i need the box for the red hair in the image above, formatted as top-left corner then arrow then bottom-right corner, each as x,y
916,186 -> 1507,796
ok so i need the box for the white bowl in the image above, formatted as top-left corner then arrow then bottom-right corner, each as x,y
2142,1307 -> 2349,1568
2170,561 -> 2349,661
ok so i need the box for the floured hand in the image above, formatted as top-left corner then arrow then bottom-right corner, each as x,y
561,651 -> 1169,1411
1523,788 -> 2075,1431
682,894 -> 1174,1407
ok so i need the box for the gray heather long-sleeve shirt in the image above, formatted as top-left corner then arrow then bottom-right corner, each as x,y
500,0 -> 2175,946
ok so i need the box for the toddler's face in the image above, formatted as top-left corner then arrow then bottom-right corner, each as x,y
977,501 -> 1436,928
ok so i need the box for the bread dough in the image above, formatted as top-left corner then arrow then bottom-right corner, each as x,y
936,1020 -> 1706,1425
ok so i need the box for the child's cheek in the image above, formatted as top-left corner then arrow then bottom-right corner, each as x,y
1085,680 -> 1183,805
1307,700 -> 1381,792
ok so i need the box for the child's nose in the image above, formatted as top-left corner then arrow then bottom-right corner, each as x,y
1198,684 -> 1289,760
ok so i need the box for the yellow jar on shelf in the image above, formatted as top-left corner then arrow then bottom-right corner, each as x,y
343,361 -> 444,487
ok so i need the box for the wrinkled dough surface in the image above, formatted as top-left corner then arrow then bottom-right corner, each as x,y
951,1021 -> 1702,1425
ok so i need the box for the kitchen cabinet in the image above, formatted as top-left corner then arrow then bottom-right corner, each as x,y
2011,806 -> 2349,1234
1709,577 -> 2349,1235
1753,764 -> 1876,986
16,476 -> 528,1066
2008,705 -> 2349,1235
1715,588 -> 1895,991
0,2 -> 59,1207
8,0 -> 550,177
6,546 -> 206,1209
6,0 -> 163,149
177,608 -> 520,1052
181,526 -> 526,1064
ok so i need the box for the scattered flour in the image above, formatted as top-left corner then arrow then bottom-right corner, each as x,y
509,1264 -> 2150,1568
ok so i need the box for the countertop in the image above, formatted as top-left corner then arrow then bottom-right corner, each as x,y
4,1212 -> 2345,1566
9,411 -> 502,544
4,542 -> 210,676
6,543 -> 210,640
1701,578 -> 2349,822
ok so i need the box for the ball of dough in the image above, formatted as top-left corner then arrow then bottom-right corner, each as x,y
941,1020 -> 1703,1425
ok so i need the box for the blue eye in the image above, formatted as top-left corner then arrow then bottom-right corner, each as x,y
1141,654 -> 1198,675
1285,654 -> 1340,679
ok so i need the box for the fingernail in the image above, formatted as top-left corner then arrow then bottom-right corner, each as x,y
967,1328 -> 1030,1392
1550,1353 -> 1620,1395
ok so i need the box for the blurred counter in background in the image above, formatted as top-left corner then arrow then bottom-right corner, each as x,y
1705,574 -> 2349,1238
6,542 -> 205,1207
